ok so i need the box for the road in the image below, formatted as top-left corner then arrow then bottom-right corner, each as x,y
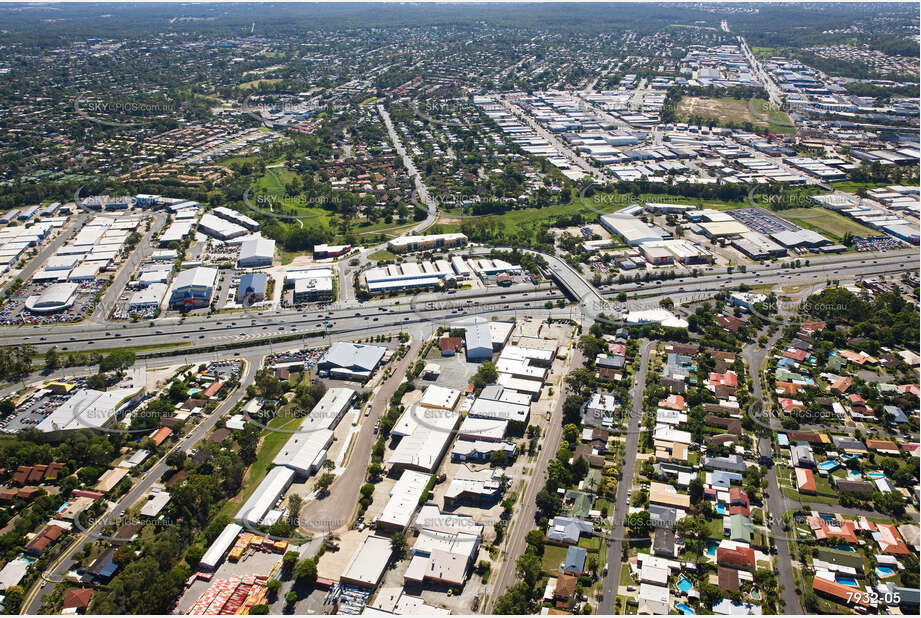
0,248 -> 915,357
742,333 -> 802,614
90,212 -> 166,321
377,104 -> 438,234
22,353 -> 260,613
486,347 -> 583,613
600,338 -> 651,612
295,338 -> 422,533
500,95 -> 604,179
0,212 -> 87,295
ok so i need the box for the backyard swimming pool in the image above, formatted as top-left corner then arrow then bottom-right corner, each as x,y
714,502 -> 726,515
677,576 -> 693,593
676,603 -> 695,615
706,541 -> 718,556
836,575 -> 858,586
876,566 -> 896,578
817,460 -> 839,472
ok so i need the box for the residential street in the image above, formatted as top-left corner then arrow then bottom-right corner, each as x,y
22,355 -> 259,614
600,338 -> 651,612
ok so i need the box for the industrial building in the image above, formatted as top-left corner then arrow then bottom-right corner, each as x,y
25,282 -> 78,314
387,405 -> 459,473
600,213 -> 664,246
233,465 -> 295,526
340,535 -> 393,588
271,388 -> 355,476
317,342 -> 386,381
731,232 -> 787,259
198,213 -> 248,241
237,273 -> 268,303
213,206 -> 260,232
170,267 -> 217,309
285,267 -> 334,303
199,523 -> 244,571
312,243 -> 351,259
376,470 -> 432,533
364,260 -> 454,293
387,233 -> 467,254
35,386 -> 144,434
236,236 -> 275,268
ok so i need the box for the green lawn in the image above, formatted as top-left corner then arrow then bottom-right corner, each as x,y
540,545 -> 569,575
780,207 -> 877,243
215,414 -> 303,522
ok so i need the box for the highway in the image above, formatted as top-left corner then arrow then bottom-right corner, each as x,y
0,249 -> 915,356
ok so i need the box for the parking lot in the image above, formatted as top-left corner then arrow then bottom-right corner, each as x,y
0,377 -> 89,433
0,278 -> 104,325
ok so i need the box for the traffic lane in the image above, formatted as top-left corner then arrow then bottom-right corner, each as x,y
0,289 -> 566,349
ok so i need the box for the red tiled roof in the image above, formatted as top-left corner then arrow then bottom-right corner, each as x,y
202,381 -> 223,398
149,427 -> 172,446
795,467 -> 816,493
63,588 -> 93,610
717,546 -> 755,569
812,576 -> 869,606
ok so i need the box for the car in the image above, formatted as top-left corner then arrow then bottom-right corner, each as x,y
372,317 -> 378,321
199,335 -> 205,339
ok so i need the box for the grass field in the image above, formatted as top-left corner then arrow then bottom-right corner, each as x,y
780,207 -> 877,242
215,413 -> 302,522
677,96 -> 794,134
540,544 -> 569,575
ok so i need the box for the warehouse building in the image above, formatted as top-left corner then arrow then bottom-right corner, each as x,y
340,535 -> 393,588
198,213 -> 247,241
237,273 -> 268,303
312,243 -> 351,259
272,429 -> 334,477
36,386 -> 144,434
317,342 -> 386,381
731,232 -> 787,259
364,260 -> 454,293
233,466 -> 295,526
388,405 -> 459,473
169,267 -> 217,309
293,276 -> 333,303
199,523 -> 243,572
770,229 -> 831,248
376,470 -> 432,534
387,233 -> 467,254
213,206 -> 260,232
25,282 -> 78,314
236,236 -> 275,268
600,213 -> 664,246
129,283 -> 168,311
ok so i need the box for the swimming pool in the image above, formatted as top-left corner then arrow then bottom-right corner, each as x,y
817,460 -> 839,472
677,576 -> 693,593
867,471 -> 886,479
706,541 -> 718,557
676,603 -> 695,615
876,566 -> 896,578
714,502 -> 727,515
836,575 -> 858,586
847,470 -> 861,480
833,545 -> 855,552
